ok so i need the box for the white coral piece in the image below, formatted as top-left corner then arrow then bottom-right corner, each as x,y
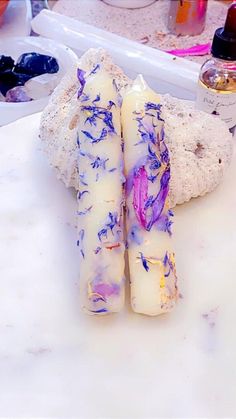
40,48 -> 233,208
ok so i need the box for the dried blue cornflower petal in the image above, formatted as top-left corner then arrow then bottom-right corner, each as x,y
147,173 -> 158,183
77,190 -> 89,200
92,94 -> 100,103
77,229 -> 85,259
140,252 -> 149,272
145,102 -> 162,112
107,212 -> 118,232
92,128 -> 108,144
103,111 -> 115,132
144,195 -> 155,209
89,64 -> 100,75
156,214 -> 173,236
149,158 -> 161,171
147,144 -> 156,158
81,104 -> 115,133
79,173 -> 88,186
163,252 -> 169,267
81,127 -> 108,144
78,206 -> 93,216
134,115 -> 157,146
160,143 -> 169,165
107,100 -> 116,109
77,68 -> 86,99
90,308 -> 108,313
97,212 -> 119,243
80,249 -> 85,259
146,168 -> 170,231
81,130 -> 94,141
94,246 -> 102,254
145,102 -> 164,121
80,93 -> 90,102
98,228 -> 108,242
163,252 -> 176,278
91,156 -> 109,169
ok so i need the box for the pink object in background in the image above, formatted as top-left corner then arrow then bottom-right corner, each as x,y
166,42 -> 211,57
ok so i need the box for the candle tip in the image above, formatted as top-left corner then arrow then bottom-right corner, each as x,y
132,74 -> 149,92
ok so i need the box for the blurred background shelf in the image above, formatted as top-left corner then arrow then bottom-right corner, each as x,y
51,0 -> 228,64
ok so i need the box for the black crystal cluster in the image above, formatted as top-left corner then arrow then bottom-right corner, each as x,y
0,52 -> 59,97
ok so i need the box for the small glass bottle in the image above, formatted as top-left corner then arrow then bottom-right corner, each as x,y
196,3 -> 236,134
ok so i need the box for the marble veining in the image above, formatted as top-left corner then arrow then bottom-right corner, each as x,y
0,113 -> 236,417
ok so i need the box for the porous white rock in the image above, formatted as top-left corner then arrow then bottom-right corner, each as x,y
39,48 -> 233,207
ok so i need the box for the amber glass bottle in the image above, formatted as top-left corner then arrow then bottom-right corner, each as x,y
196,3 -> 236,134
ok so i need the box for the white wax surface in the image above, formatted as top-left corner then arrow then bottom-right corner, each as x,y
121,76 -> 177,315
77,69 -> 125,314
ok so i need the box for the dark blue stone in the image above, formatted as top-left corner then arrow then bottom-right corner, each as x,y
0,55 -> 15,72
0,70 -> 32,96
14,52 -> 59,77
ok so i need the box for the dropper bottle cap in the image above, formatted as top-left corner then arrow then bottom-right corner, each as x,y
211,3 -> 236,61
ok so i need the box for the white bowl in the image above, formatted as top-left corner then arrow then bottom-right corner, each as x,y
102,0 -> 156,8
0,36 -> 79,126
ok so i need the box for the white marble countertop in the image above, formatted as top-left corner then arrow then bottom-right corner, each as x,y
0,113 -> 236,418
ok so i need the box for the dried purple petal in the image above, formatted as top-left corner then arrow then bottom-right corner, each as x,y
133,167 -> 148,229
93,283 -> 120,297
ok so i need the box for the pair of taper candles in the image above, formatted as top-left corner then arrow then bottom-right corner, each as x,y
77,65 -> 178,316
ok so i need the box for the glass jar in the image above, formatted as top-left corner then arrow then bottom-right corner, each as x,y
168,0 -> 208,36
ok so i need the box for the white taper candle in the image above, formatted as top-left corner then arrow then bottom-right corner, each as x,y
121,75 -> 178,316
77,65 -> 125,314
